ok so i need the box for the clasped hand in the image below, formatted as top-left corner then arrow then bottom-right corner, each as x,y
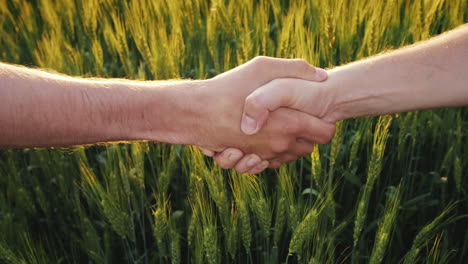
195,56 -> 336,174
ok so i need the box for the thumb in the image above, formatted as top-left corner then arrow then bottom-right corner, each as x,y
197,146 -> 216,157
240,78 -> 313,135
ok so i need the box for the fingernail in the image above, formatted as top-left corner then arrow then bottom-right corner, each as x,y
247,157 -> 258,167
315,68 -> 328,80
241,115 -> 257,135
228,151 -> 241,161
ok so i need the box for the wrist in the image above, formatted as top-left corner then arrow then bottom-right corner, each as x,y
317,69 -> 346,123
125,80 -> 208,145
319,65 -> 370,123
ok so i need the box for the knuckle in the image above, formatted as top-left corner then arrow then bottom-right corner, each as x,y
308,144 -> 315,154
269,161 -> 282,168
319,125 -> 336,144
245,93 -> 264,110
247,155 -> 261,167
251,56 -> 270,67
296,143 -> 314,156
215,154 -> 233,169
234,164 -> 248,174
301,147 -> 314,156
319,136 -> 332,145
295,59 -> 314,74
295,58 -> 308,65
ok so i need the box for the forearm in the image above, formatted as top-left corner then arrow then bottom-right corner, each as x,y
0,63 -> 202,147
323,24 -> 468,122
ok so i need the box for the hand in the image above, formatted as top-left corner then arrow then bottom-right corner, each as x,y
203,78 -> 335,173
204,24 -> 468,173
194,57 -> 334,173
240,78 -> 334,135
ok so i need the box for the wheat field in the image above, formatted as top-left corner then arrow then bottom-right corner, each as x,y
0,0 -> 467,263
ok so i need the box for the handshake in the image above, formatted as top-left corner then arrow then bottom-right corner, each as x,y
190,22 -> 468,174
192,57 -> 337,174
1,24 -> 465,159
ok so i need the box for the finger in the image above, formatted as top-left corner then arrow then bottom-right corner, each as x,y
268,161 -> 282,168
247,160 -> 269,174
271,107 -> 336,145
214,148 -> 244,169
241,78 -> 320,135
294,112 -> 336,144
292,139 -> 315,157
227,56 -> 329,136
249,56 -> 328,83
264,107 -> 335,147
273,154 -> 299,164
240,79 -> 296,135
268,154 -> 298,168
198,146 -> 216,157
281,154 -> 300,163
234,154 -> 262,173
